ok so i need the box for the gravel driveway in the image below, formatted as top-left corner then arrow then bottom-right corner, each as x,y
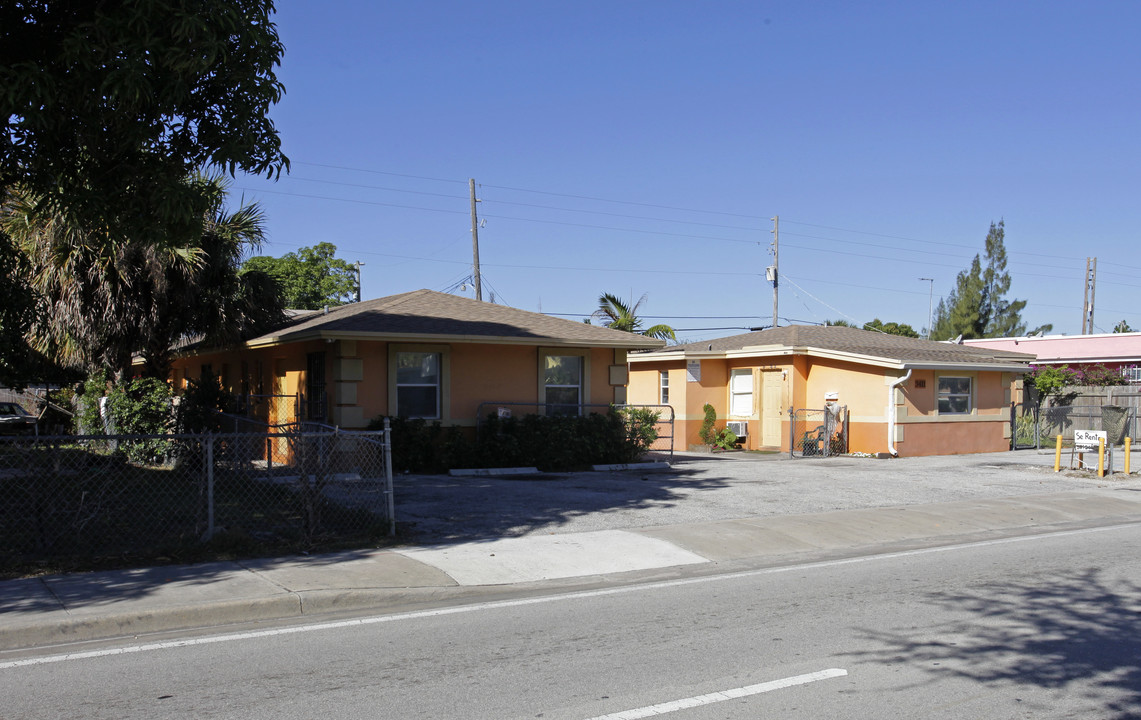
393,449 -> 1141,544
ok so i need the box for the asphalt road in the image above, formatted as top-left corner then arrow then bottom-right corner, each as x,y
6,520 -> 1140,719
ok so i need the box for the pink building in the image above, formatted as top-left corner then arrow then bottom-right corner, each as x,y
962,332 -> 1141,383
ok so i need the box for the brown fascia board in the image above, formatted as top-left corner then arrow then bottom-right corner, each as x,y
901,361 -> 1032,373
628,349 -> 714,363
800,349 -> 1031,373
244,329 -> 662,351
629,344 -> 1030,373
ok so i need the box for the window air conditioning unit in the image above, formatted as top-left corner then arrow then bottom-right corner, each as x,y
726,421 -> 748,438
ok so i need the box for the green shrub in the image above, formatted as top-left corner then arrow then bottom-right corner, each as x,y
619,406 -> 661,459
712,427 -> 738,450
77,369 -> 110,434
176,372 -> 237,433
106,377 -> 174,464
1026,365 -> 1078,398
699,403 -> 717,445
370,408 -> 656,473
366,417 -> 473,473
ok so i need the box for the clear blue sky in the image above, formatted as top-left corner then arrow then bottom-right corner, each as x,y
234,1 -> 1141,341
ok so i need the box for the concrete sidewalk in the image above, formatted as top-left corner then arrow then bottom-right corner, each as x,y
5,487 -> 1141,652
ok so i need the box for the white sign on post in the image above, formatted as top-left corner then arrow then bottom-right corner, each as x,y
1074,429 -> 1106,452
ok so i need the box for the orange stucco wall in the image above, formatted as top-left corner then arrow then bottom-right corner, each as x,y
168,341 -> 628,429
627,356 -> 795,451
630,353 -> 1022,457
897,420 -> 1010,454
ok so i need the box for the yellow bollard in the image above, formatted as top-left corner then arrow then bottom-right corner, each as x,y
1054,434 -> 1063,472
1127,437 -> 1133,475
1098,437 -> 1106,478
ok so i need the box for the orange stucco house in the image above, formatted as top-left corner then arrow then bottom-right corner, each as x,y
627,325 -> 1035,457
166,289 -> 664,429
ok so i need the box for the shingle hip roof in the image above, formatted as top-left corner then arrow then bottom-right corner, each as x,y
245,289 -> 665,349
637,325 -> 1034,368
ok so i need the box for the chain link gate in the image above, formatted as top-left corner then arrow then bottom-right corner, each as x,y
1010,398 -> 1040,450
790,406 -> 848,458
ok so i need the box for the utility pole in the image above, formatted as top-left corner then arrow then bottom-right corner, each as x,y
1082,257 -> 1097,334
769,215 -> 779,329
919,277 -> 934,339
355,261 -> 365,303
469,178 -> 482,302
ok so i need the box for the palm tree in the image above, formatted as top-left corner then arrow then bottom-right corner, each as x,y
3,175 -> 284,380
593,292 -> 676,341
3,185 -> 161,376
138,175 -> 285,379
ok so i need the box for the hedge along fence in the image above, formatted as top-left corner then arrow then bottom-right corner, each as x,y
369,407 -> 661,474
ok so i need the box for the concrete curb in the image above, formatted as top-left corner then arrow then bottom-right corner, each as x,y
0,595 -> 302,651
591,462 -> 672,472
448,467 -> 539,477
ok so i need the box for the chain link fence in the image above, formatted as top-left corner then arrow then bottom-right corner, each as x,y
1036,404 -> 1137,448
0,424 -> 393,574
790,406 -> 848,458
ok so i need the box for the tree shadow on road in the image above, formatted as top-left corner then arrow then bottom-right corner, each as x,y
848,568 -> 1141,718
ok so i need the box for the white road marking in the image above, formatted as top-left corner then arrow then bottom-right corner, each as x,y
584,668 -> 848,719
2,521 -> 1138,670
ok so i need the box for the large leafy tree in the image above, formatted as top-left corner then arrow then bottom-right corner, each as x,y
242,243 -> 358,310
930,221 -> 1051,340
0,0 -> 288,384
592,293 -> 676,341
1,0 -> 288,234
864,318 -> 920,338
823,318 -> 917,337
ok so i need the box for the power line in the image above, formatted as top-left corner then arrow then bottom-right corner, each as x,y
255,239 -> 762,278
235,186 -> 468,216
281,160 -> 1141,272
283,175 -> 768,232
481,213 -> 759,244
292,161 -> 467,185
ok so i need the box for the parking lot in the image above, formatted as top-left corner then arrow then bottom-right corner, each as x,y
393,448 -> 1141,543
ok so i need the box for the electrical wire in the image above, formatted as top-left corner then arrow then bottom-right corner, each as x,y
280,160 -> 1141,272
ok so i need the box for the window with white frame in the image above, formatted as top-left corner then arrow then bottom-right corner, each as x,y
659,370 -> 669,404
729,369 -> 753,416
544,354 -> 583,416
938,376 -> 972,414
396,351 -> 441,418
1128,366 -> 1141,383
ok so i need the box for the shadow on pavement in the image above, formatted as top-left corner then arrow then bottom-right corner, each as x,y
849,569 -> 1141,718
392,467 -> 732,544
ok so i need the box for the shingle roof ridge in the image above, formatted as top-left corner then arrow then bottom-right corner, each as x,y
642,324 -> 1034,364
246,288 -> 664,348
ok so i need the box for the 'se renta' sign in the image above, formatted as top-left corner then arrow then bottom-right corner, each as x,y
1074,429 -> 1107,452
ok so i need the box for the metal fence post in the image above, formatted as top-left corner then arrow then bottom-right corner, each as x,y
384,417 -> 395,536
206,431 -> 215,540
